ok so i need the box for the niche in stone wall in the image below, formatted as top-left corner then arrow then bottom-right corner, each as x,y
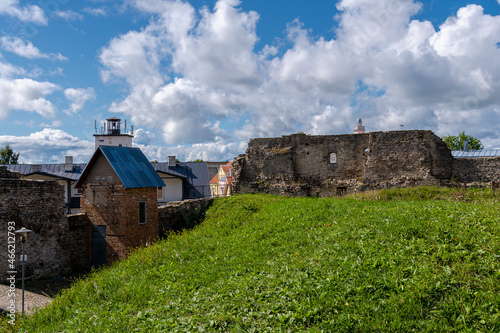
329,153 -> 337,164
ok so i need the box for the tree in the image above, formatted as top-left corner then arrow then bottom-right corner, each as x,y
0,145 -> 20,164
442,131 -> 483,151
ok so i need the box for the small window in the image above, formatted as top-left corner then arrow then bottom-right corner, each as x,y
139,201 -> 147,224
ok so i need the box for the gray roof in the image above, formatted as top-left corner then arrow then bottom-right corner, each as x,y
452,150 -> 500,158
153,161 -> 211,199
0,163 -> 85,181
1,152 -> 210,198
76,146 -> 165,188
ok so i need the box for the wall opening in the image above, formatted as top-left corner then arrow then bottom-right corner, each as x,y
336,187 -> 347,196
139,201 -> 147,224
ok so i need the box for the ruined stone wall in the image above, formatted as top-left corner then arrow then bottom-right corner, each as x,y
232,130 -> 453,196
158,198 -> 214,238
0,167 -> 71,279
452,157 -> 500,183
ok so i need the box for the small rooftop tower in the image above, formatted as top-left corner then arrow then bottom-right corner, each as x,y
94,117 -> 134,149
354,119 -> 365,134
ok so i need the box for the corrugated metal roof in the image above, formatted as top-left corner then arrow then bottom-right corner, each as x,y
0,163 -> 85,180
76,146 -> 165,188
452,149 -> 500,158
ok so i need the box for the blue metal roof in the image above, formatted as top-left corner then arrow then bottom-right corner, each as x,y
452,149 -> 500,158
77,146 -> 165,188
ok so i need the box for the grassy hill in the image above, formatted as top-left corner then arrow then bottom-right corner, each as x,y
4,187 -> 500,332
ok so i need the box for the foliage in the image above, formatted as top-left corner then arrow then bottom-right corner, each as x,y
443,131 -> 483,151
0,145 -> 19,164
8,188 -> 500,332
150,160 -> 158,163
191,159 -> 204,162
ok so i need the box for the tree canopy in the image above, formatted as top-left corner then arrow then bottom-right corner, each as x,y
0,145 -> 20,164
442,131 -> 483,151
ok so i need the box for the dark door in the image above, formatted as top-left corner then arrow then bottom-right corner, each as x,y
92,226 -> 106,268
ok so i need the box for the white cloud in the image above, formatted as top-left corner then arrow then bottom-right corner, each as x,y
83,7 -> 108,16
55,10 -> 84,21
0,36 -> 68,61
0,0 -> 47,25
0,128 -> 94,163
64,87 -> 96,115
0,56 -> 25,77
0,78 -> 59,119
133,128 -> 156,145
97,0 -> 500,159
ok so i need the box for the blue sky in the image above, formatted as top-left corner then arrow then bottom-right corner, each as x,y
0,0 -> 499,163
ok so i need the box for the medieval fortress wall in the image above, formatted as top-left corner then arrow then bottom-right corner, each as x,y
231,130 -> 499,196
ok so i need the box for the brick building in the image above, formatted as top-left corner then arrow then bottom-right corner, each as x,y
75,146 -> 165,266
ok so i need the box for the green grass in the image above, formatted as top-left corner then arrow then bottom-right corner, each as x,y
4,187 -> 500,332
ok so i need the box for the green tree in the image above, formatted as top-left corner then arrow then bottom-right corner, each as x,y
443,131 -> 483,151
0,145 -> 20,164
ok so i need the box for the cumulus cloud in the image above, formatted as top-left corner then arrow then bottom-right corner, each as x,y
64,87 -> 96,114
0,78 -> 59,119
131,128 -> 155,145
97,0 -> 500,158
0,128 -> 94,163
1,36 -> 68,61
0,0 -> 47,25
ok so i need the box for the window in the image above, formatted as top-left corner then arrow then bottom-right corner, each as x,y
138,201 -> 147,224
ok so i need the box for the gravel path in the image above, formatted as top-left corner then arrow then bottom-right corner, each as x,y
0,283 -> 53,315
0,276 -> 75,315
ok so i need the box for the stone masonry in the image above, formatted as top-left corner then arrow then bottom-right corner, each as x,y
231,130 -> 457,196
0,167 -> 72,279
158,198 -> 214,237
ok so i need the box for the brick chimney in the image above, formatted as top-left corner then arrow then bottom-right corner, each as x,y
65,156 -> 74,172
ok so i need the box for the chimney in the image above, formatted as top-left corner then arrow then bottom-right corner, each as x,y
168,156 -> 176,166
65,156 -> 74,172
32,164 -> 41,173
464,140 -> 469,152
354,119 -> 365,134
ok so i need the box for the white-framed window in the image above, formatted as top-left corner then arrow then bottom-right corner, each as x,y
139,201 -> 147,224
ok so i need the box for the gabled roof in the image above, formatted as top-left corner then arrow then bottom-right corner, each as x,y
210,173 -> 219,184
452,149 -> 500,158
75,146 -> 165,189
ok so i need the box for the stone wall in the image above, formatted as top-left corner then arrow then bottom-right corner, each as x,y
452,157 -> 500,183
158,198 -> 214,238
0,167 -> 72,279
232,130 -> 453,196
67,213 -> 91,273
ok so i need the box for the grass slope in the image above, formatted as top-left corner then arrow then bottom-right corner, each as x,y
5,188 -> 500,332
